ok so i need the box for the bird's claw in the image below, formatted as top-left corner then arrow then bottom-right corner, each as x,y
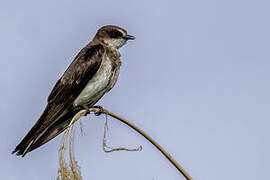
93,105 -> 104,116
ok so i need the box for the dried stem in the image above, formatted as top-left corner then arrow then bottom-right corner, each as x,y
58,107 -> 192,180
102,111 -> 142,152
57,111 -> 85,180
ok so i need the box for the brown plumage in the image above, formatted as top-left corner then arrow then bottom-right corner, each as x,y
13,25 -> 135,156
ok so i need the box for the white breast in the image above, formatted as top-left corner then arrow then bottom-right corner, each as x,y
73,56 -> 113,106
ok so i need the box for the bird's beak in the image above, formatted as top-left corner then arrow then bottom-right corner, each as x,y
124,34 -> 135,40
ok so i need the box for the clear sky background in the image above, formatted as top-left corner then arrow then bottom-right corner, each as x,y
1,0 -> 269,179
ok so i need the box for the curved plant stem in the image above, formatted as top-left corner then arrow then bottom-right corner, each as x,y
102,112 -> 142,152
61,107 -> 192,180
100,109 -> 192,180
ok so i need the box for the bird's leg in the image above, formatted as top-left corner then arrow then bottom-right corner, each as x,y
93,105 -> 104,116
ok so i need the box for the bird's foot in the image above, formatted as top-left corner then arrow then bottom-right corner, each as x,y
93,105 -> 104,116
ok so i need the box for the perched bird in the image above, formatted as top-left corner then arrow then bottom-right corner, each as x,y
12,25 -> 135,157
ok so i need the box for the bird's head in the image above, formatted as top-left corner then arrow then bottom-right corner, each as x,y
94,25 -> 135,49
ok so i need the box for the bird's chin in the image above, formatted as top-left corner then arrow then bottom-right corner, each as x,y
117,42 -> 127,49
103,39 -> 126,49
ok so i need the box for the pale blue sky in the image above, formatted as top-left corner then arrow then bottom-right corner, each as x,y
1,0 -> 270,179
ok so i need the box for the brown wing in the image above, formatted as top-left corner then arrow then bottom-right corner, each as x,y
13,44 -> 104,156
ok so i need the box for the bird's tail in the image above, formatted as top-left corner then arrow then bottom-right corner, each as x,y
26,108 -> 80,154
12,106 -> 80,157
12,105 -> 52,156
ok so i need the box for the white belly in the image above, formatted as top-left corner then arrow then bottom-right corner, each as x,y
73,56 -> 113,106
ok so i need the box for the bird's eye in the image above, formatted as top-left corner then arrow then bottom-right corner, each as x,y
107,30 -> 123,38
